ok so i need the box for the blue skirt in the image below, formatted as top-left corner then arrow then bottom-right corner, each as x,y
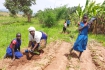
73,34 -> 88,52
6,47 -> 23,59
41,32 -> 47,40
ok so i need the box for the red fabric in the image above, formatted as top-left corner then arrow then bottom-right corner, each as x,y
12,40 -> 16,44
10,40 -> 17,48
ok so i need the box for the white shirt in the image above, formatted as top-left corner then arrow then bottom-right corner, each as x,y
64,22 -> 67,28
29,31 -> 42,43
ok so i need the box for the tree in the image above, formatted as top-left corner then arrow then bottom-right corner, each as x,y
4,0 -> 18,16
4,0 -> 36,22
54,5 -> 67,20
76,0 -> 101,20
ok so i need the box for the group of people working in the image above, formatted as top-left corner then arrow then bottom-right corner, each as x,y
4,14 -> 96,61
4,27 -> 47,60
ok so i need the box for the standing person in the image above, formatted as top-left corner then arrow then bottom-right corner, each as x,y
67,19 -> 70,27
26,26 -> 47,54
62,21 -> 67,33
4,33 -> 23,60
70,14 -> 89,60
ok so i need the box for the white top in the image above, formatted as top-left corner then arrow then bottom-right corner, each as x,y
64,22 -> 67,28
29,31 -> 42,43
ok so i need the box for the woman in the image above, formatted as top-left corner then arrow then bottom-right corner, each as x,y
4,33 -> 23,60
70,14 -> 89,60
26,26 -> 47,54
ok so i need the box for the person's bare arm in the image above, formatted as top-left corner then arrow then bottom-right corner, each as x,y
32,43 -> 38,52
78,23 -> 88,31
12,44 -> 15,61
27,41 -> 32,50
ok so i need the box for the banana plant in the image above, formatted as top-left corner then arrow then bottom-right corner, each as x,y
76,4 -> 83,21
76,0 -> 90,21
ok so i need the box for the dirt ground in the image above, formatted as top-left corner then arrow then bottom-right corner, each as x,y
0,40 -> 105,70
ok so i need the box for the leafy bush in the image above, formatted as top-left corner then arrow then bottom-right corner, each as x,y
36,9 -> 56,27
43,9 -> 56,27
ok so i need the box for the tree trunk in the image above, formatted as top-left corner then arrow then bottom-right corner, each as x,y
101,23 -> 104,34
103,22 -> 105,34
27,14 -> 31,22
92,21 -> 96,34
95,20 -> 97,35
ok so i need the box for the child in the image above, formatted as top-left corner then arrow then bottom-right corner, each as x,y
62,21 -> 67,33
4,33 -> 23,60
67,19 -> 70,27
70,14 -> 89,60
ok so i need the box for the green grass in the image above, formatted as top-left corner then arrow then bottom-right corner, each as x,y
89,33 -> 105,46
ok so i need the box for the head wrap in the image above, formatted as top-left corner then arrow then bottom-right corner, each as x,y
28,26 -> 36,31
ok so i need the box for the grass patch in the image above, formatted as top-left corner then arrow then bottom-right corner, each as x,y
89,33 -> 105,46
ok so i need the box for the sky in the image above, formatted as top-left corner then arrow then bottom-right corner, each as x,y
0,0 -> 104,13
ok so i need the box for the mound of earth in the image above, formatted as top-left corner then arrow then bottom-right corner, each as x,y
0,40 -> 105,70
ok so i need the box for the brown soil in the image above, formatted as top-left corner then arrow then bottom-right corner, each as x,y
89,40 -> 105,70
44,41 -> 70,70
0,40 -> 105,70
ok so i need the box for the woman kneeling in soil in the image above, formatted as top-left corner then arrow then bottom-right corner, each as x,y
4,33 -> 23,60
70,14 -> 96,60
26,26 -> 47,55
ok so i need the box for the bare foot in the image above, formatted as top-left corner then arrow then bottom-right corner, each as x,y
70,48 -> 73,54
